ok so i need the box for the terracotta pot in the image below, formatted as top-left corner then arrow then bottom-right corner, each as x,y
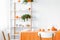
27,0 -> 32,2
15,16 -> 19,19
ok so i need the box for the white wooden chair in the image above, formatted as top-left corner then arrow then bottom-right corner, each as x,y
2,31 -> 10,40
38,32 -> 54,40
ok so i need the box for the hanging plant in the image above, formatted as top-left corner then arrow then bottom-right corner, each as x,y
21,14 -> 31,21
24,0 -> 33,3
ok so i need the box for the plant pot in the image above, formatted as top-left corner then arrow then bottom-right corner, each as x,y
27,0 -> 33,2
27,0 -> 31,2
24,0 -> 33,2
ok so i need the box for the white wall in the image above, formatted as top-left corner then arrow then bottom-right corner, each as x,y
32,0 -> 60,30
0,0 -> 10,31
0,0 -> 60,31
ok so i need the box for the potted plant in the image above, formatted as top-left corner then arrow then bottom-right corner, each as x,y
21,14 -> 31,21
24,0 -> 33,3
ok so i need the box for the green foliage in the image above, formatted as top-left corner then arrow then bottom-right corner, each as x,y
21,14 -> 31,21
24,0 -> 33,2
24,0 -> 27,2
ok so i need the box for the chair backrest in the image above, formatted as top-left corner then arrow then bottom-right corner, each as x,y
2,31 -> 10,40
41,32 -> 53,38
8,33 -> 10,40
2,31 -> 6,40
38,32 -> 54,40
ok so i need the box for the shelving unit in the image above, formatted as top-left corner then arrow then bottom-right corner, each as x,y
10,0 -> 33,40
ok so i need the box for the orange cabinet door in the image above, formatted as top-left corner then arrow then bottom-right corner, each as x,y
30,32 -> 40,40
54,30 -> 60,40
20,32 -> 40,40
20,32 -> 30,40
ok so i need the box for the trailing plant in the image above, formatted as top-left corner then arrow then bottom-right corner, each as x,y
21,14 -> 31,21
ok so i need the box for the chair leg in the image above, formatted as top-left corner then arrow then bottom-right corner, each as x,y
2,31 -> 6,40
8,33 -> 10,40
52,33 -> 54,40
40,34 -> 42,40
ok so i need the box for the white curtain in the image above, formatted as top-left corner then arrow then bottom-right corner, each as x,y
0,0 -> 10,32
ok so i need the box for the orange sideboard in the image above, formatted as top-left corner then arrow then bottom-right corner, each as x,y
20,31 -> 60,40
20,32 -> 40,40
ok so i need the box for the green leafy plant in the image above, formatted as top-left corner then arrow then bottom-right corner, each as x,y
21,14 -> 31,21
24,0 -> 33,3
24,0 -> 27,2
